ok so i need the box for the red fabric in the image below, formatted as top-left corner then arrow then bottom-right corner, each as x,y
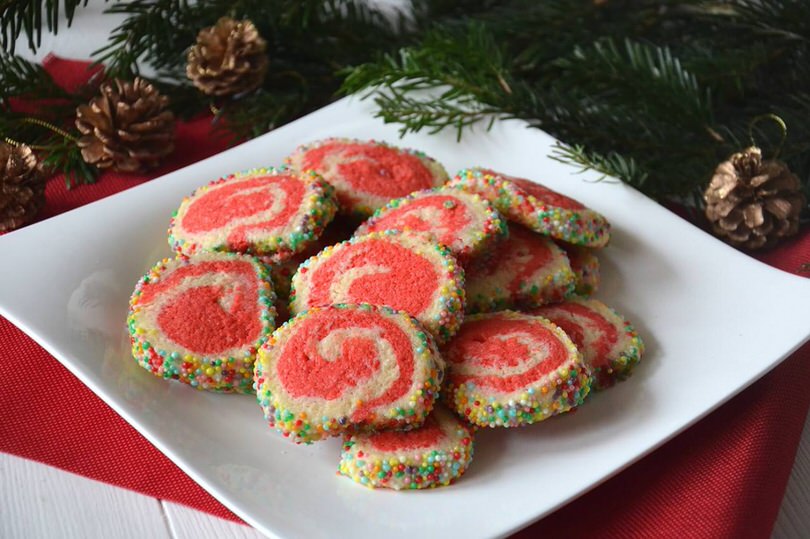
2,57 -> 810,536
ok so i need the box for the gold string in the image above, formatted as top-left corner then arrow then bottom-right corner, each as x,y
748,113 -> 787,159
3,117 -> 78,149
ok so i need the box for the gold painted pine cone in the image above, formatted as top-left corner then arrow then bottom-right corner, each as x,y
0,143 -> 46,233
186,17 -> 268,97
75,78 -> 175,173
704,147 -> 805,250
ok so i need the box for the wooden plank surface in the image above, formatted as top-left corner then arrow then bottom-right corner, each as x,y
0,453 -> 171,539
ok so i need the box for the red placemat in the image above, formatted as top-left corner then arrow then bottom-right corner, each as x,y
2,56 -> 809,537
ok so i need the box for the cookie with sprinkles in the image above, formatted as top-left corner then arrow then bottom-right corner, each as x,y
353,187 -> 507,265
556,242 -> 600,296
289,230 -> 465,344
339,405 -> 474,490
168,166 -> 337,262
285,138 -> 449,217
449,167 -> 610,247
442,311 -> 590,428
465,224 -> 575,313
532,298 -> 644,390
254,304 -> 445,444
127,252 -> 276,393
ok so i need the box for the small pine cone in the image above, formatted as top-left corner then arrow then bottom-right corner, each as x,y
75,78 -> 175,173
704,146 -> 806,250
0,143 -> 46,233
186,17 -> 268,97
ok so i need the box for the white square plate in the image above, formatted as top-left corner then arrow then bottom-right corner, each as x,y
2,97 -> 809,539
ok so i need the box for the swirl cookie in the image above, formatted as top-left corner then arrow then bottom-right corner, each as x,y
290,231 -> 465,343
255,304 -> 445,444
450,167 -> 610,247
465,225 -> 575,313
339,406 -> 474,490
557,243 -> 600,296
127,252 -> 276,393
533,298 -> 644,390
285,138 -> 449,217
443,311 -> 591,427
354,188 -> 507,264
168,167 -> 337,262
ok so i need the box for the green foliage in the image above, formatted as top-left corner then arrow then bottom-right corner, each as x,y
0,0 -> 90,52
344,0 -> 810,211
4,0 -> 810,211
0,53 -> 97,186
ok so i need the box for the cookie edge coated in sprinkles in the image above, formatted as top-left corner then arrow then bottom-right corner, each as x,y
254,303 -> 445,444
449,167 -> 610,248
167,165 -> 338,262
127,252 -> 277,394
442,310 -> 592,428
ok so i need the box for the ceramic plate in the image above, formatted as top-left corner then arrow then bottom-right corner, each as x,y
2,97 -> 809,539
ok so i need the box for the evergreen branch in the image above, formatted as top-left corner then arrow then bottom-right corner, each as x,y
0,110 -> 97,186
550,142 -> 647,186
0,51 -> 72,106
0,0 -> 91,53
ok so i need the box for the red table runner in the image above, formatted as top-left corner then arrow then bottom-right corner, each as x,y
2,57 -> 809,537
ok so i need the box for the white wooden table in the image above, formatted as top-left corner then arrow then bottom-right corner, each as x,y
4,3 -> 809,537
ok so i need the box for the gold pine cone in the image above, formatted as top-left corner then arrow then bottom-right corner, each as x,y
704,146 -> 805,250
75,78 -> 175,173
186,17 -> 269,97
0,143 -> 46,233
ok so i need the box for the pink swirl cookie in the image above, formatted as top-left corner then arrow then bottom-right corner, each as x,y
127,252 -> 276,393
354,187 -> 507,264
339,406 -> 474,490
532,298 -> 644,390
465,225 -> 575,313
168,167 -> 337,262
290,231 -> 465,343
285,138 -> 449,216
255,304 -> 444,444
450,167 -> 610,247
443,311 -> 590,427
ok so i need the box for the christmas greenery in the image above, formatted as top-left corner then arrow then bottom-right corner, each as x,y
1,0 -> 809,218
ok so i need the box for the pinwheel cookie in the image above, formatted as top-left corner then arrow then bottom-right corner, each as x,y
533,297 -> 644,390
255,304 -> 445,444
285,138 -> 449,217
290,231 -> 465,343
127,252 -> 276,393
339,405 -> 474,490
354,187 -> 507,264
443,311 -> 591,427
450,167 -> 610,247
465,224 -> 575,313
168,166 -> 337,262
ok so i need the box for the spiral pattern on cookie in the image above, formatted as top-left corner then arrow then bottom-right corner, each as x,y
339,405 -> 474,490
450,167 -> 610,247
290,230 -> 465,343
443,311 -> 590,427
255,304 -> 444,444
285,138 -> 449,217
128,252 -> 276,393
169,166 -> 337,261
533,298 -> 643,389
354,187 -> 507,264
465,224 -> 575,313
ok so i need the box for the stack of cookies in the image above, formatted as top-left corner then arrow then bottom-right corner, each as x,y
127,138 -> 644,491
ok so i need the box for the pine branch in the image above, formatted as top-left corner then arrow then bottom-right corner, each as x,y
0,0 -> 91,53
